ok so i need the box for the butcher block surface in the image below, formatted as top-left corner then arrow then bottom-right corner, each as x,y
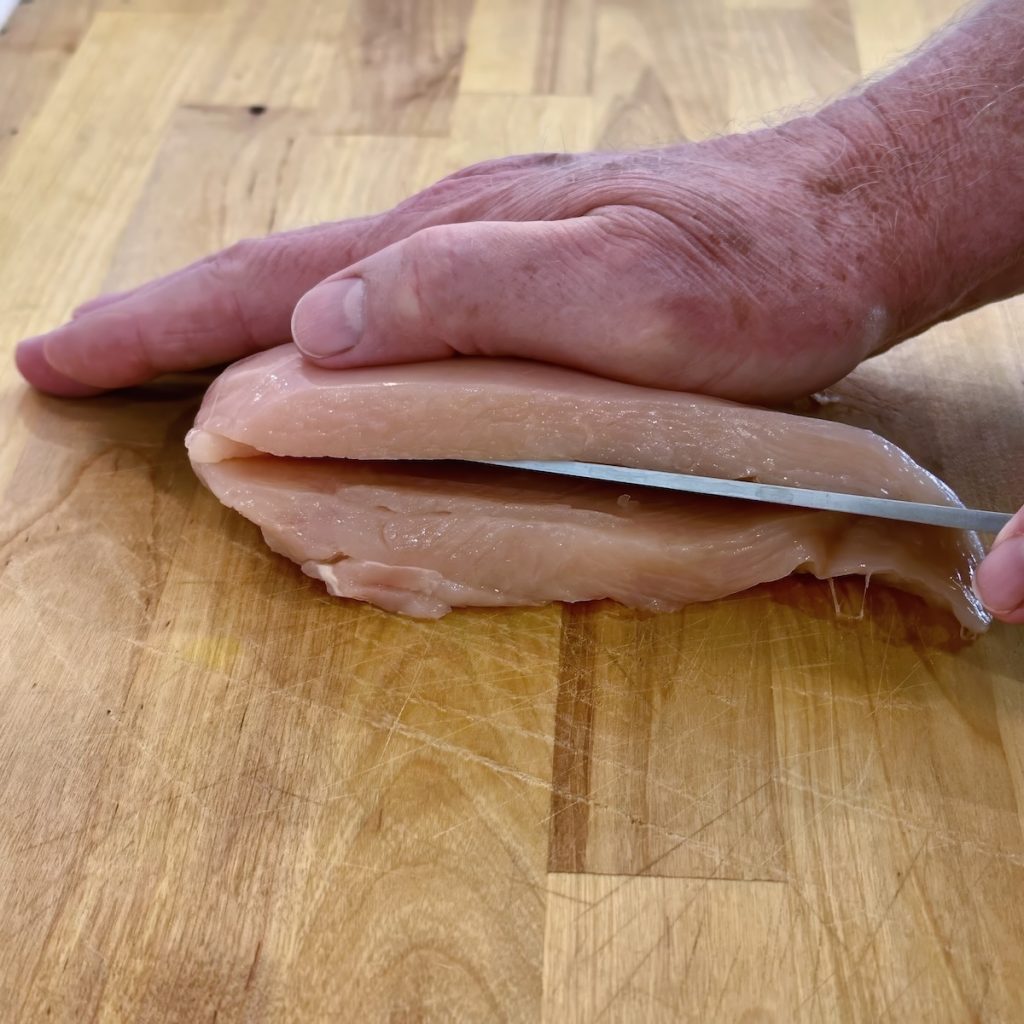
1,1 -> 1023,1020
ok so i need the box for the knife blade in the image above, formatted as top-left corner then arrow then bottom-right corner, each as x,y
473,459 -> 1013,533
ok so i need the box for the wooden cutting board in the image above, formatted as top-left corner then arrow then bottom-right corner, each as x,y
2,1 -> 1022,1020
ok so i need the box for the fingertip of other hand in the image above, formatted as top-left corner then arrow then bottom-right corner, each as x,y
974,535 -> 1024,622
15,337 -> 106,398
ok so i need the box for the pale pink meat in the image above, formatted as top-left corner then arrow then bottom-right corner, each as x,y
186,344 -> 988,629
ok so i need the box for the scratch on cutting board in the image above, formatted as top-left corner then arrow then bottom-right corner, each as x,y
262,691 -> 561,796
775,771 -> 1024,867
876,965 -> 931,1021
793,843 -> 931,1017
848,840 -> 928,968
0,576 -> 262,692
286,682 -> 781,877
771,681 -> 923,713
767,746 -> 880,860
375,659 -> 427,763
569,779 -> 784,920
211,646 -> 786,874
587,865 -> 775,1024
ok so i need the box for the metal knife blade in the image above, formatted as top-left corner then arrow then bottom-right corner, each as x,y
473,459 -> 1013,533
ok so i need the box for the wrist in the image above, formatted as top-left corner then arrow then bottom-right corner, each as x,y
812,2 -> 1024,346
809,95 -> 961,342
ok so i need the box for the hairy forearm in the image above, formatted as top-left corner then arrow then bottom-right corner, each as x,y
816,0 -> 1024,340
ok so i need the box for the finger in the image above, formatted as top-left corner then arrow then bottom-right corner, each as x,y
72,288 -> 137,319
17,224 -> 356,393
14,338 -> 105,398
974,508 -> 1024,623
17,150 -> 574,395
69,251 -> 225,320
291,214 -> 680,383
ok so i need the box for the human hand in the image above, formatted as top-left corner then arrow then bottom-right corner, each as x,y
974,511 -> 1024,624
16,107 -> 939,405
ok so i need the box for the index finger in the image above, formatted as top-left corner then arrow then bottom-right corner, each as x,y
14,220 -> 372,394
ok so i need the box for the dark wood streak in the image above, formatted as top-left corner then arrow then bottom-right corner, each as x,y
534,0 -> 594,97
327,0 -> 474,136
548,603 -> 598,873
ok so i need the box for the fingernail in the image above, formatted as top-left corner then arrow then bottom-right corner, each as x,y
292,277 -> 365,359
973,537 -> 1024,615
14,337 -> 105,397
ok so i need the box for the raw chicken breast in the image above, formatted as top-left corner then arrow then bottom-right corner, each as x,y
187,344 -> 989,630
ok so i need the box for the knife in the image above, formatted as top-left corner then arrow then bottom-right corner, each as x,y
474,459 -> 1013,533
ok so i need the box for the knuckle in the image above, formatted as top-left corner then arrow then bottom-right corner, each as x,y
213,238 -> 264,281
205,239 -> 266,349
444,151 -> 577,182
403,223 -> 461,283
587,207 -> 681,276
588,207 -> 749,339
386,225 -> 460,333
390,152 -> 581,228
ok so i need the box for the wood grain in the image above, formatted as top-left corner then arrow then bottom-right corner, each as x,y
2,1 -> 1023,1021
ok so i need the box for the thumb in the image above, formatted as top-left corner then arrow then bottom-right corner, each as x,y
974,508 -> 1024,623
290,216 -> 672,379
